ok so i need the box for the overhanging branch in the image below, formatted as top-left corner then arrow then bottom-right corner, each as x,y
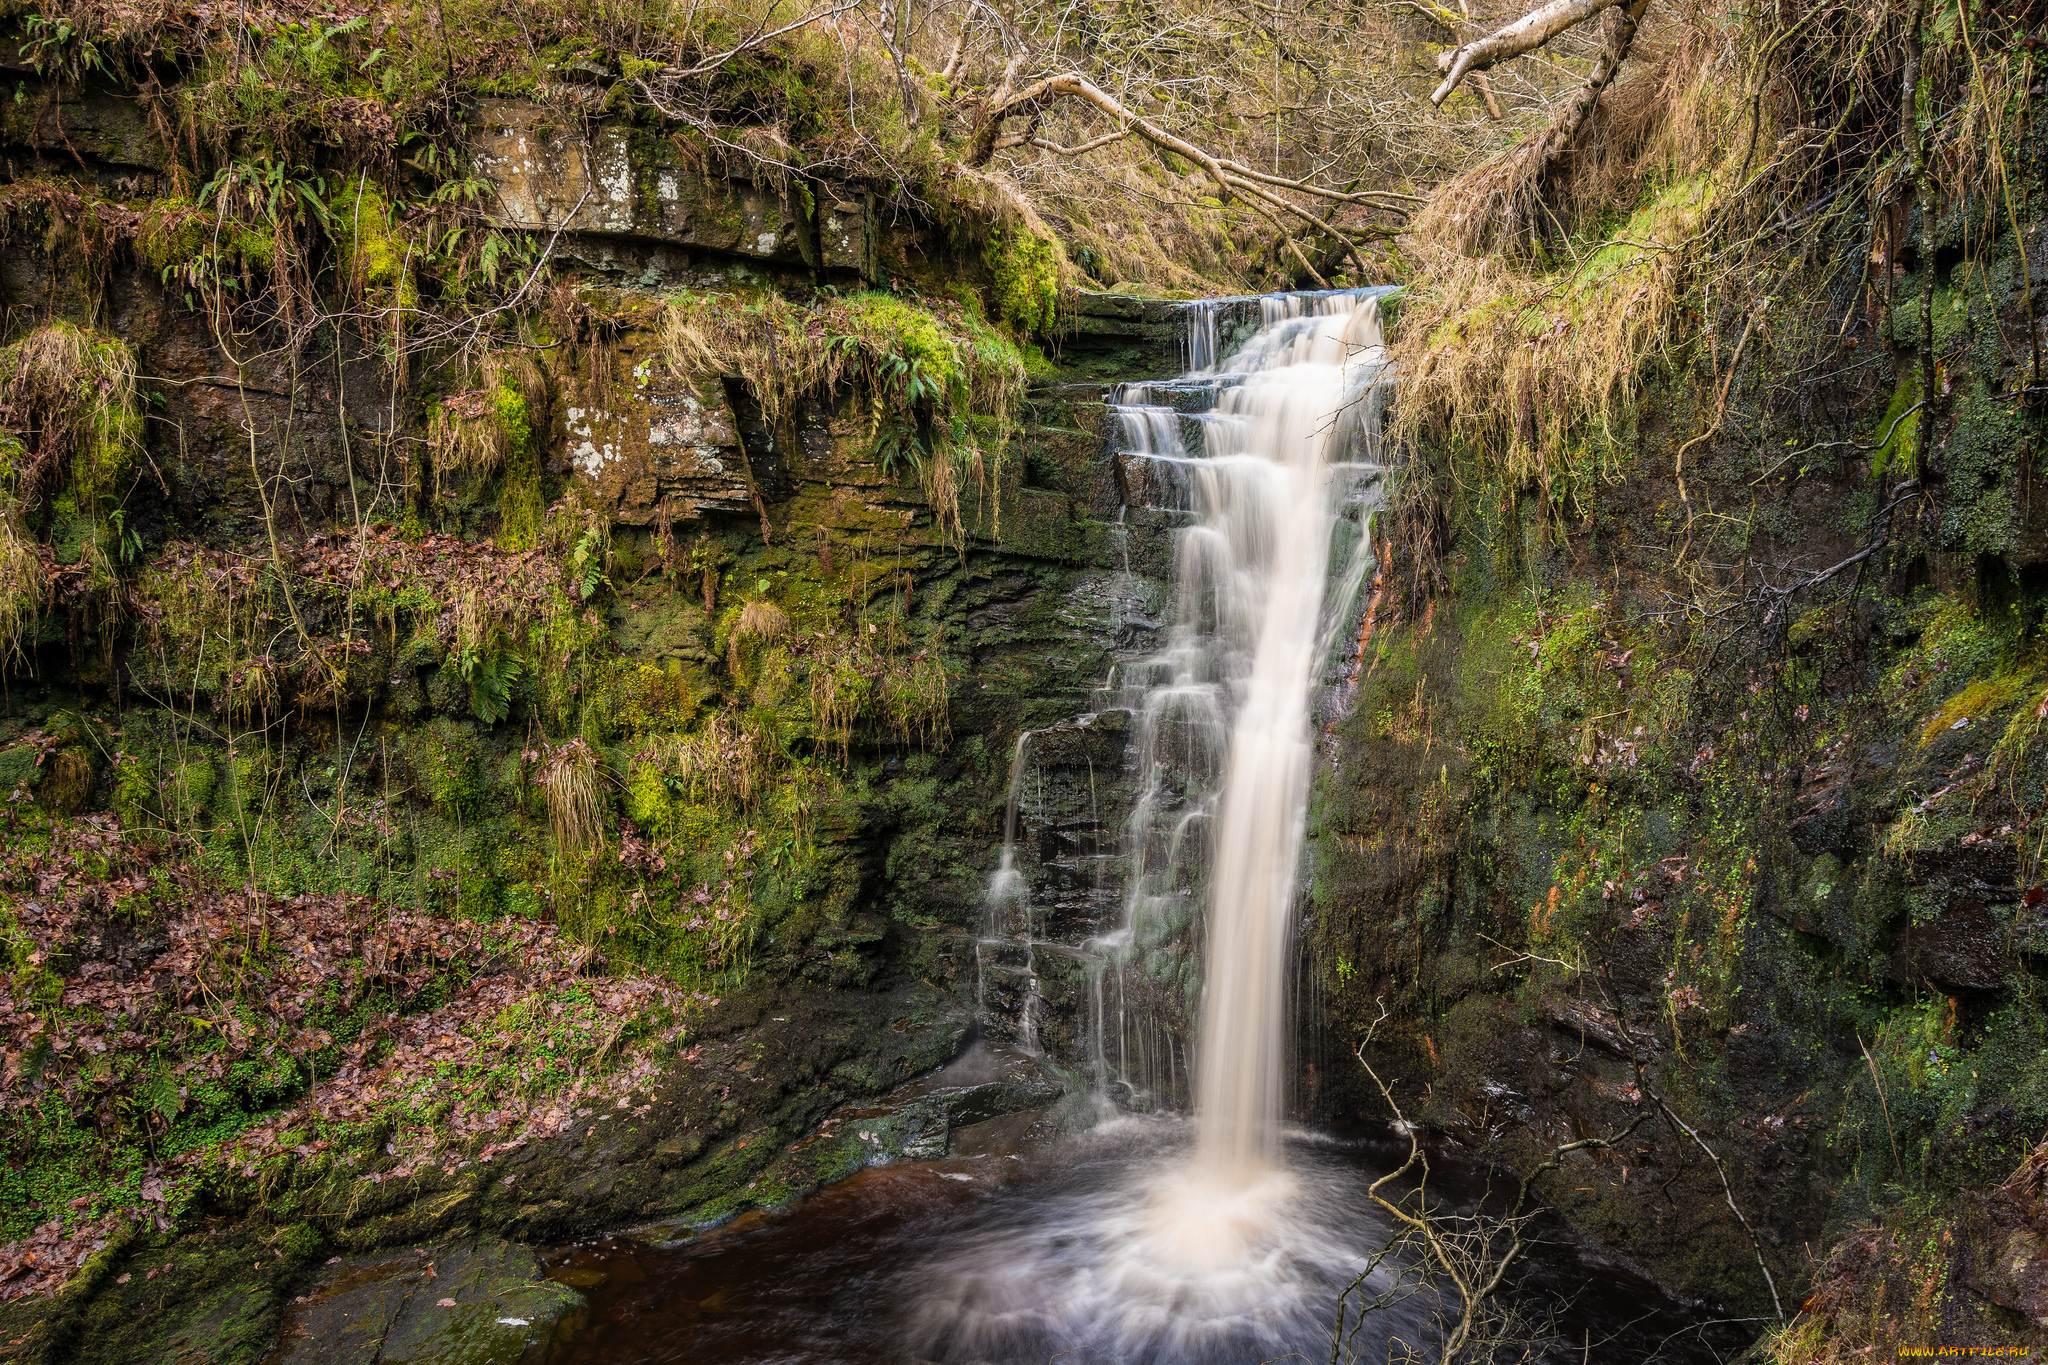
1430,0 -> 1631,104
971,72 -> 1408,278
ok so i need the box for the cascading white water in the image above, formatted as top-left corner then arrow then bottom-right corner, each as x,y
919,291 -> 1402,1362
1184,292 -> 1388,1182
980,289 -> 1390,1142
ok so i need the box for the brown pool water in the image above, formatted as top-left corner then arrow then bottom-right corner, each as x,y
540,1118 -> 1744,1365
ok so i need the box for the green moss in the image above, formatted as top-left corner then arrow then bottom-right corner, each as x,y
1870,372 -> 1920,479
1572,175 -> 1715,288
986,225 -> 1064,336
1835,994 -> 2048,1201
838,292 -> 965,379
330,181 -> 414,302
137,203 -> 209,273
139,200 -> 277,285
625,761 -> 673,831
1021,343 -> 1063,383
492,380 -> 532,459
1917,673 -> 2031,747
498,475 -> 545,549
599,661 -> 710,735
496,372 -> 546,547
1935,383 -> 2030,556
168,758 -> 219,827
412,719 -> 483,818
222,749 -> 274,817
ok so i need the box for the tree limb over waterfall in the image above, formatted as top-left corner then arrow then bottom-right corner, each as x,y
1414,0 -> 1653,252
1430,0 -> 1633,104
967,72 -> 1412,284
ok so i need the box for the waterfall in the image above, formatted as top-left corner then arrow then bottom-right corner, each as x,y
1092,291 -> 1390,1156
977,290 -> 1390,1136
1182,292 -> 1388,1181
912,291 -> 1406,1362
1100,291 -> 1389,1298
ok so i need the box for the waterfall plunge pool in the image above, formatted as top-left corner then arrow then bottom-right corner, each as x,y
538,1117 -> 1739,1365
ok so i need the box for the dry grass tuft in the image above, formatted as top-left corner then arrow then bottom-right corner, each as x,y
733,598 -> 790,642
0,322 -> 141,508
657,293 -> 835,430
1413,25 -> 1736,258
0,516 -> 45,665
540,737 -> 606,853
429,352 -> 548,478
726,598 -> 790,684
642,716 -> 768,811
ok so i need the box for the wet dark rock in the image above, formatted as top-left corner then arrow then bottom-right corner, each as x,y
717,1043 -> 1068,1198
1057,294 -> 1186,382
430,984 -> 974,1243
271,1237 -> 583,1365
1898,896 -> 2013,991
1962,1143 -> 2048,1327
1538,996 -> 1634,1058
948,1106 -> 1064,1158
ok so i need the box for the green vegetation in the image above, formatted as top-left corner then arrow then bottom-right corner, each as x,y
657,287 -> 1027,541
985,224 -> 1064,336
0,808 -> 690,1265
0,322 -> 143,662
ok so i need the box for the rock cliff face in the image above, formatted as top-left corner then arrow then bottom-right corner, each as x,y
0,43 -> 1191,1354
1303,150 -> 2048,1342
471,100 -> 874,281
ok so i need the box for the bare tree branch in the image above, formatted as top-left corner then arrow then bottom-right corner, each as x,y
971,72 -> 1402,278
1431,0 -> 1631,104
1028,130 -> 1132,155
649,0 -> 863,79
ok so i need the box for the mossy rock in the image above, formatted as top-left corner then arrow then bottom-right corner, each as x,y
220,750 -> 274,816
35,749 -> 94,810
410,719 -> 484,818
0,739 -> 40,796
425,665 -> 470,717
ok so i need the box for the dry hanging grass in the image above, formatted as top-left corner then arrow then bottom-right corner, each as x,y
656,294 -> 838,431
540,738 -> 605,853
429,352 -> 548,478
0,516 -> 45,664
641,716 -> 768,812
657,289 -> 1026,547
726,599 -> 790,684
1390,27 -> 1748,522
0,322 -> 141,508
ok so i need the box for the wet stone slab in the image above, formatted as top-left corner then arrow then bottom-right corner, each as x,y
269,1235 -> 585,1365
634,1042 -> 1071,1227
